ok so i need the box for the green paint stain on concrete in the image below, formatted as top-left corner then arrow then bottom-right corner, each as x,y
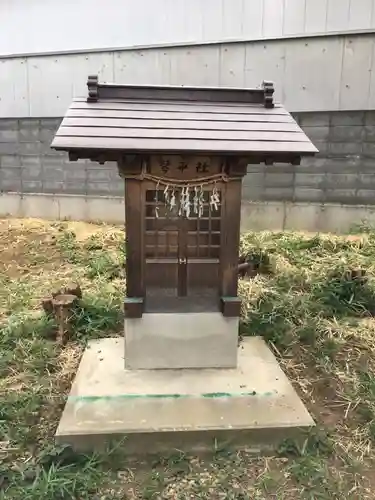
202,391 -> 257,398
68,391 -> 276,402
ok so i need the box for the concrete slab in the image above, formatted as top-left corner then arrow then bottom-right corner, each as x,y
125,312 -> 238,369
56,337 -> 314,454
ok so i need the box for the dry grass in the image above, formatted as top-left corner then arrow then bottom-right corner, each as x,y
1,219 -> 375,498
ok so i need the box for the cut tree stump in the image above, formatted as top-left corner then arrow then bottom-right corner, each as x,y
62,282 -> 82,298
41,297 -> 54,316
51,282 -> 82,299
41,282 -> 82,344
53,294 -> 78,345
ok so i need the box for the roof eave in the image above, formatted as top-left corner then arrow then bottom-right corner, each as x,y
51,144 -> 317,166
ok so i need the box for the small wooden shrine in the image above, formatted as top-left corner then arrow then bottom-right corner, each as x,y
52,76 -> 317,370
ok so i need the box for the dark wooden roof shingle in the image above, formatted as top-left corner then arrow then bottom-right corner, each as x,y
51,77 -> 318,158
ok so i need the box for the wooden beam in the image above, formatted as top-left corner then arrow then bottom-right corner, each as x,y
221,297 -> 242,317
124,297 -> 144,318
220,178 -> 242,297
118,155 -> 143,177
68,149 -> 120,163
125,179 -> 144,298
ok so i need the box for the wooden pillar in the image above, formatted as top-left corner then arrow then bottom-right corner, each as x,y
220,178 -> 242,317
124,178 -> 144,317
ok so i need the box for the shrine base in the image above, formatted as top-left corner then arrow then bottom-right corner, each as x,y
124,312 -> 239,369
55,337 -> 314,455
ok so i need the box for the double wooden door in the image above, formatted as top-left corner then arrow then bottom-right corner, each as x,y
144,184 -> 222,312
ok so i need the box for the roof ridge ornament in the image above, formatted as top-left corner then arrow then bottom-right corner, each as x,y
262,81 -> 274,108
262,81 -> 275,108
87,75 -> 99,102
86,74 -> 275,107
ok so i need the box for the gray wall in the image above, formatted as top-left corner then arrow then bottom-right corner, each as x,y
1,110 -> 374,205
2,33 -> 375,118
0,118 -> 122,197
2,0 -> 374,57
244,111 -> 375,205
1,3 -> 374,230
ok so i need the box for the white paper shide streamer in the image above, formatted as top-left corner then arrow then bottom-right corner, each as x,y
154,182 -> 221,219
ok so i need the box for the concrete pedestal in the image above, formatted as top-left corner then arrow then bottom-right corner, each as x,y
125,312 -> 239,369
56,337 -> 314,454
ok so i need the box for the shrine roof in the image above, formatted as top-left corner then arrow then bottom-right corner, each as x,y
51,76 -> 317,160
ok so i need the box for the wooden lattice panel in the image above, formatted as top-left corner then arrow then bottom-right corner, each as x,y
144,188 -> 221,259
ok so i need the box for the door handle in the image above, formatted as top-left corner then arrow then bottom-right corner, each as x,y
179,257 -> 187,264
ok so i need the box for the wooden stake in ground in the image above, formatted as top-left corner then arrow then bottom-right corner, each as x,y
52,294 -> 78,345
41,283 -> 81,344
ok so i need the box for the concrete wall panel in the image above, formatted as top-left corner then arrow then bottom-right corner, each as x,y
244,42 -> 286,103
305,0 -> 328,33
114,49 -> 171,86
201,0 -> 224,41
283,0 -> 306,35
28,53 -> 114,117
283,37 -> 343,111
263,0 -> 284,38
1,0 -> 374,58
339,36 -> 374,110
242,0 -> 264,39
169,45 -> 220,86
180,0 -> 204,42
349,0 -> 374,29
326,0 -> 350,32
368,38 -> 375,108
1,33 -> 375,117
0,58 -> 28,117
222,0 -> 244,40
219,44 -> 246,87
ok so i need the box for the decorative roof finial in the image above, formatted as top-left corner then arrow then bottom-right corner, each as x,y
87,75 -> 99,103
262,81 -> 275,108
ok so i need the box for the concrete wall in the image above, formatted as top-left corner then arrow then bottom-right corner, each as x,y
0,110 -> 375,233
2,192 -> 375,233
0,118 -> 122,197
2,34 -> 375,117
243,111 -> 375,206
2,0 -> 374,57
1,7 -> 375,232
